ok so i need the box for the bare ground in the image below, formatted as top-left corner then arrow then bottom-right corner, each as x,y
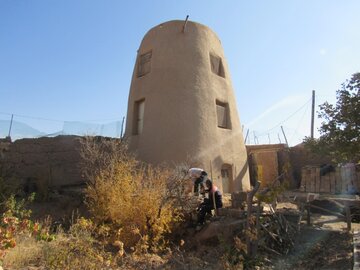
7,194 -> 356,270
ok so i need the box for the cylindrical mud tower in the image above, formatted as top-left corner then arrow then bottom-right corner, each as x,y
125,20 -> 250,192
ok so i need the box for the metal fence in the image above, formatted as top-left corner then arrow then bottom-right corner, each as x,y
0,113 -> 124,141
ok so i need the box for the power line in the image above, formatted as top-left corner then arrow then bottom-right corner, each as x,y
289,103 -> 310,142
257,98 -> 312,136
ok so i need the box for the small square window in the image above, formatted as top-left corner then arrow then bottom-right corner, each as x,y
216,100 -> 231,129
210,54 -> 225,78
137,51 -> 152,77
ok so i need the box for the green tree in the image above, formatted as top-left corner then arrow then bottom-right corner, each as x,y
304,72 -> 360,163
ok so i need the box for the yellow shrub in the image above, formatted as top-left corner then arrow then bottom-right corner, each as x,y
80,136 -> 185,251
85,163 -> 182,251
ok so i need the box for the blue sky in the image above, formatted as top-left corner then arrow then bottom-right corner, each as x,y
1,1 -> 359,145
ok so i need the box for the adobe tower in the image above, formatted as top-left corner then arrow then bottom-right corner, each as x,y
124,20 -> 250,192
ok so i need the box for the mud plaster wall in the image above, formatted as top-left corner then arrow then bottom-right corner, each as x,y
289,144 -> 333,188
246,144 -> 289,187
0,136 -> 84,190
125,20 -> 250,192
246,144 -> 332,189
0,136 -> 332,194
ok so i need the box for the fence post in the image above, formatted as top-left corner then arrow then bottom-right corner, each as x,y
346,206 -> 352,232
306,205 -> 311,226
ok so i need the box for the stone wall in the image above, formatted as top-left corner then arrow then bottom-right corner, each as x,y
0,138 -> 11,159
0,136 -> 84,192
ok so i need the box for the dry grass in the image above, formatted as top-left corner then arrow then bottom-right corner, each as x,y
3,223 -> 115,270
2,236 -> 44,268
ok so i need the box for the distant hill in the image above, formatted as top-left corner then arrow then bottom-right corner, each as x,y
0,120 -> 45,140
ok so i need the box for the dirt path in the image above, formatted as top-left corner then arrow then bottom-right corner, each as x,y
263,214 -> 355,270
271,228 -> 352,269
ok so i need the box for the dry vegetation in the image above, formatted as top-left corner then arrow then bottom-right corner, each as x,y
0,137 -> 197,269
0,137 -> 355,269
81,136 -> 185,252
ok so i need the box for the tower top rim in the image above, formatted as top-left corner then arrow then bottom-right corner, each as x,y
143,20 -> 221,42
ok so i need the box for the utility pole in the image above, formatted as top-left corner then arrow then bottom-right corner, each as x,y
120,116 -> 125,139
7,114 -> 14,138
311,90 -> 315,139
281,126 -> 289,147
244,129 -> 249,144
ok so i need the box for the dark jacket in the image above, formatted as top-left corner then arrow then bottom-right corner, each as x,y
207,186 -> 223,209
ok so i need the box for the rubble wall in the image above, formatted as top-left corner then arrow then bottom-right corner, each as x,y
0,136 -> 84,190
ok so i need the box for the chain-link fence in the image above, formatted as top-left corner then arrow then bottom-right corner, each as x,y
0,113 -> 124,141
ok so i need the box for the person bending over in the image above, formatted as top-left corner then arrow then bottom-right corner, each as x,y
188,168 -> 208,194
